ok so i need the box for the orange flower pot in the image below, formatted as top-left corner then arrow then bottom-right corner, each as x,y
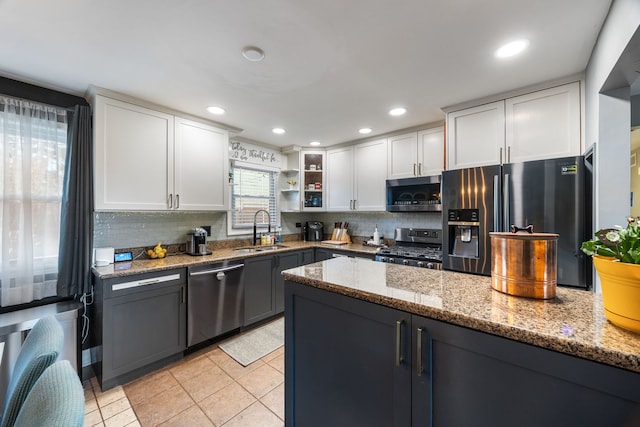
593,255 -> 640,333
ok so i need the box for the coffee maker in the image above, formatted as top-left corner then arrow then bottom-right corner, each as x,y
186,228 -> 211,256
304,221 -> 324,241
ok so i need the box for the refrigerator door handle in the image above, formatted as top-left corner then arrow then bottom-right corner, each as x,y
493,175 -> 500,232
503,173 -> 510,231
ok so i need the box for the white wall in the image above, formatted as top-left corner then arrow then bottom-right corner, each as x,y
584,0 -> 640,292
585,0 -> 640,231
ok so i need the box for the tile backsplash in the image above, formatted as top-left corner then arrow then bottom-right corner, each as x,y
93,211 -> 228,249
94,211 -> 443,249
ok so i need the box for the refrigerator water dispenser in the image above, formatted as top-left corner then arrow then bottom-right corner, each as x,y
448,209 -> 479,258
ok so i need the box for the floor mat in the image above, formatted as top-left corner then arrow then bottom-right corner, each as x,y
219,317 -> 284,366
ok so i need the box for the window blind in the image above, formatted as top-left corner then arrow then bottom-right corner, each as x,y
231,164 -> 278,229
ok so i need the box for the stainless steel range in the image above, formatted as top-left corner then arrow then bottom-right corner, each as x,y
375,228 -> 443,269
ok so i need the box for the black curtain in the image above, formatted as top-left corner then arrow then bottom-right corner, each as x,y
57,105 -> 93,297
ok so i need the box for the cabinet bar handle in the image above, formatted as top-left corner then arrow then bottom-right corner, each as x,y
507,146 -> 511,163
176,194 -> 180,209
418,163 -> 422,176
395,320 -> 404,366
417,327 -> 423,376
168,194 -> 173,209
181,286 -> 185,304
493,175 -> 500,232
111,273 -> 181,291
353,199 -> 356,210
413,163 -> 417,176
503,173 -> 510,231
499,147 -> 503,164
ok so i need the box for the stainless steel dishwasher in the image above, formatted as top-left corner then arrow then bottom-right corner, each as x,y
187,262 -> 244,347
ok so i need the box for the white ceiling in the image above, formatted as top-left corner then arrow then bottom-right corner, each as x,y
0,0 -> 612,148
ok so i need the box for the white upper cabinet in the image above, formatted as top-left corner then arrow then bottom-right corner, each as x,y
417,127 -> 445,176
174,117 -> 229,211
505,82 -> 580,163
94,95 -> 229,211
326,146 -> 354,211
327,138 -> 387,211
446,82 -> 581,169
354,138 -> 388,211
387,132 -> 418,179
301,151 -> 326,211
388,129 -> 444,178
447,101 -> 505,170
94,96 -> 174,210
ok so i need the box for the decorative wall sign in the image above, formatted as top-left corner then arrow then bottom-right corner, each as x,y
229,139 -> 282,168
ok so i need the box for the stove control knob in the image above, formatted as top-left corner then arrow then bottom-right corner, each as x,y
379,257 -> 387,262
388,258 -> 395,264
426,262 -> 435,269
402,259 -> 410,266
416,261 -> 424,268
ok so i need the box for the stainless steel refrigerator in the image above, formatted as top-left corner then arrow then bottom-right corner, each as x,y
441,156 -> 592,289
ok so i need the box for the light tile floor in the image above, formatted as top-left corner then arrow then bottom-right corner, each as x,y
83,326 -> 285,426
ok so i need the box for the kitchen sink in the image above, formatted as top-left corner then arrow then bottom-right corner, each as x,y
233,245 -> 289,254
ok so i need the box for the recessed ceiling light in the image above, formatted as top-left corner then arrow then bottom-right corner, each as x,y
272,127 -> 286,134
242,46 -> 265,62
389,107 -> 407,116
309,141 -> 321,146
495,39 -> 530,58
206,106 -> 225,115
359,128 -> 372,134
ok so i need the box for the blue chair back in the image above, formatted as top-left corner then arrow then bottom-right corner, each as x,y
0,315 -> 63,427
13,360 -> 84,427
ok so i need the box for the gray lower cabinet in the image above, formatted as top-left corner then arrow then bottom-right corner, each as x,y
285,280 -> 640,427
244,255 -> 276,326
92,269 -> 187,390
315,247 -> 374,261
245,249 -> 315,326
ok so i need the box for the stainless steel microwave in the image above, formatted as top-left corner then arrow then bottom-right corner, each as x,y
386,175 -> 442,212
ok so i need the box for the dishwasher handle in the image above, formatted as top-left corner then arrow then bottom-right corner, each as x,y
189,264 -> 244,277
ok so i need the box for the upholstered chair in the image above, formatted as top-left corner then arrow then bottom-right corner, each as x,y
13,360 -> 84,427
0,315 -> 64,427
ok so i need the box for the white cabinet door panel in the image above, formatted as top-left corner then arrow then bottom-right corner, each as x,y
417,127 -> 444,176
174,117 -> 229,211
447,101 -> 505,170
95,97 -> 173,210
505,82 -> 580,163
354,138 -> 387,211
326,146 -> 354,211
387,132 -> 418,179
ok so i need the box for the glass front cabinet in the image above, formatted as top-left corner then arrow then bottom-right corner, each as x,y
301,151 -> 325,211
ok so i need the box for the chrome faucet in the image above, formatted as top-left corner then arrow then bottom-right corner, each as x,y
253,209 -> 271,246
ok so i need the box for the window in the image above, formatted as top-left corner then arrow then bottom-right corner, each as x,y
0,96 -> 67,307
230,163 -> 278,232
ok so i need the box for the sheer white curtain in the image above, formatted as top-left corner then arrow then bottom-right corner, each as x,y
0,96 -> 67,307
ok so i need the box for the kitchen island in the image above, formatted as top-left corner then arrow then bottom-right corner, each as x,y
282,257 -> 640,427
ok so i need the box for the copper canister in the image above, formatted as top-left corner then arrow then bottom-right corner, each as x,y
490,230 -> 559,299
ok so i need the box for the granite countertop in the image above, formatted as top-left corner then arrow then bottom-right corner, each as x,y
92,241 -> 379,279
282,257 -> 640,374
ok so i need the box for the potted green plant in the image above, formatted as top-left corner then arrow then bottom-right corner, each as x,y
581,217 -> 640,333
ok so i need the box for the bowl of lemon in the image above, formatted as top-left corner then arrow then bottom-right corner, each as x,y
147,242 -> 167,259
